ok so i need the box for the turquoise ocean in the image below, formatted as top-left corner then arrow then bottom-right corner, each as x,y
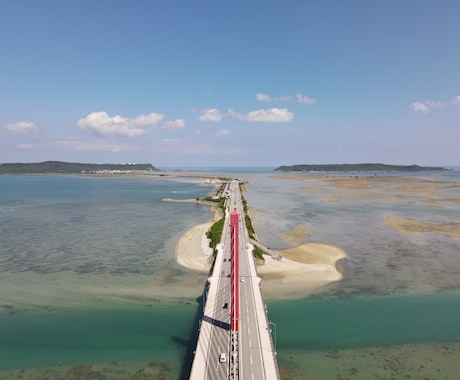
1,171 -> 460,379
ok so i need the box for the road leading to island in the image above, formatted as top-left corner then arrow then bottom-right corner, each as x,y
189,180 -> 280,380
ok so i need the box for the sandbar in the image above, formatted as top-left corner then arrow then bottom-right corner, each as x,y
175,221 -> 347,299
386,216 -> 460,237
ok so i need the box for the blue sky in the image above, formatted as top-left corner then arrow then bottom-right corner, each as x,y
1,1 -> 459,167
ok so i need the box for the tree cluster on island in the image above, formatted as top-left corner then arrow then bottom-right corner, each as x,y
0,161 -> 158,174
274,163 -> 448,172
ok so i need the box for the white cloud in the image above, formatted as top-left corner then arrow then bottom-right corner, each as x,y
77,111 -> 164,137
4,121 -> 38,134
228,107 -> 294,122
162,119 -> 185,130
410,101 -> 430,114
199,109 -> 222,122
425,100 -> 445,109
256,93 -> 291,102
296,93 -> 317,105
215,129 -> 231,136
256,93 -> 272,102
410,97 -> 458,113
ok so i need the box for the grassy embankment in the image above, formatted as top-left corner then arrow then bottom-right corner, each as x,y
205,182 -> 227,251
205,181 -> 264,261
239,183 -> 264,260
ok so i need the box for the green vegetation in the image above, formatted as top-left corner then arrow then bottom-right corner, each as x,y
204,194 -> 226,210
204,196 -> 217,202
205,184 -> 228,250
214,182 -> 228,199
206,216 -> 225,250
274,163 -> 448,172
205,182 -> 264,261
239,183 -> 264,261
0,161 -> 157,174
252,246 -> 264,261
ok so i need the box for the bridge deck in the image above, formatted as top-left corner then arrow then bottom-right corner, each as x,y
189,181 -> 279,380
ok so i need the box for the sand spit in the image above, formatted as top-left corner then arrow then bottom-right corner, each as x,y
172,177 -> 348,299
175,221 -> 347,299
257,243 -> 347,299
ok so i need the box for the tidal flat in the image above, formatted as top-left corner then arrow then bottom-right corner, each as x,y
241,171 -> 460,379
1,171 -> 460,379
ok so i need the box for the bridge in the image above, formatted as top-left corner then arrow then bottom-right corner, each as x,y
189,180 -> 280,380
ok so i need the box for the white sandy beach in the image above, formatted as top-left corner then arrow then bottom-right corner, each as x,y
174,220 -> 347,300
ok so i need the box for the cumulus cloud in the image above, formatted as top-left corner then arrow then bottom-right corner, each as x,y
215,129 -> 231,136
77,111 -> 164,137
162,119 -> 185,130
296,93 -> 317,104
425,100 -> 445,109
410,101 -> 430,114
410,97 -> 460,113
4,121 -> 38,134
199,109 -> 222,122
257,93 -> 273,102
256,93 -> 291,102
227,107 -> 294,122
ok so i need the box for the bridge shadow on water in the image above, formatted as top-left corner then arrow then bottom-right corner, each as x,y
172,300 -> 231,379
173,252 -> 219,379
171,295 -> 204,380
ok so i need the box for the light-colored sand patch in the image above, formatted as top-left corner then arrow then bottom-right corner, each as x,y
274,174 -> 458,208
282,226 -> 311,244
174,196 -> 224,273
175,222 -> 214,273
174,216 -> 347,299
281,242 -> 347,265
386,216 -> 460,237
257,243 -> 347,299
0,270 -> 206,311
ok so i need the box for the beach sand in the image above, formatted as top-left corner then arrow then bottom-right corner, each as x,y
256,243 -> 347,300
173,178 -> 349,300
175,172 -> 460,300
174,221 -> 347,299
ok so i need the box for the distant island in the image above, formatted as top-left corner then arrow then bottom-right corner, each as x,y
0,161 -> 158,174
274,163 -> 448,172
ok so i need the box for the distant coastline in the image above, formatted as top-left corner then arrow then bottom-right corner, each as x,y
1,161 -> 450,176
0,161 -> 158,175
274,163 -> 448,172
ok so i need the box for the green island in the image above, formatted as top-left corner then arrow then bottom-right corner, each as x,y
0,161 -> 158,174
274,163 -> 448,172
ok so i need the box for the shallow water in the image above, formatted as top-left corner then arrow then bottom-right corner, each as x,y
0,175 -> 211,275
2,294 -> 460,379
1,172 -> 460,379
243,172 -> 460,298
0,303 -> 200,379
271,292 -> 460,379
